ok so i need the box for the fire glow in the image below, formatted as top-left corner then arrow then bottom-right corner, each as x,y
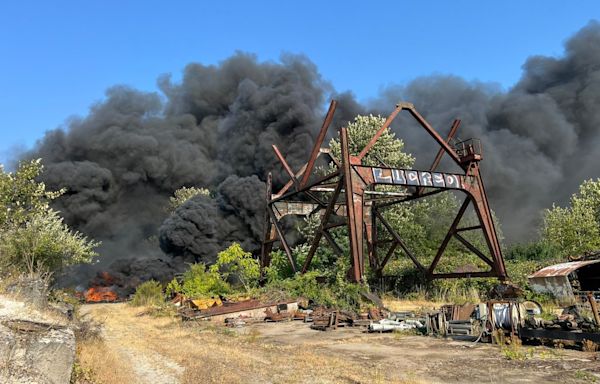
84,286 -> 118,302
83,271 -> 119,302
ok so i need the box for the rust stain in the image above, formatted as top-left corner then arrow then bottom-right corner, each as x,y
528,260 -> 600,278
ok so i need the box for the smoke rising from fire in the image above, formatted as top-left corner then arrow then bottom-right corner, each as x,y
25,22 -> 600,283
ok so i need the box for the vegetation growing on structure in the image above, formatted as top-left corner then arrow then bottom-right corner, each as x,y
300,114 -> 507,301
262,251 -> 368,311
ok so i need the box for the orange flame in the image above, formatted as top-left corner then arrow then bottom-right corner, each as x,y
85,286 -> 118,302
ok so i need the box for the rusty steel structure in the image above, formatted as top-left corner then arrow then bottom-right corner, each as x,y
261,101 -> 508,283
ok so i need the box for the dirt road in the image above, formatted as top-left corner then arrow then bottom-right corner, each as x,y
79,303 -> 599,384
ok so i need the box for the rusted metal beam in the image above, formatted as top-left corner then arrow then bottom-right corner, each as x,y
323,230 -> 344,257
270,170 -> 340,204
341,127 -> 364,282
300,100 -> 337,187
272,144 -> 299,188
456,225 -> 482,232
427,197 -> 471,276
301,178 -> 344,273
378,242 -> 398,274
375,210 -> 425,272
417,119 -> 460,195
453,232 -> 494,268
429,119 -> 461,172
375,189 -> 445,209
260,173 -> 274,274
357,104 -> 402,161
587,292 -> 600,326
267,206 -> 297,273
276,163 -> 307,197
401,103 -> 463,168
369,205 -> 378,269
271,144 -> 327,207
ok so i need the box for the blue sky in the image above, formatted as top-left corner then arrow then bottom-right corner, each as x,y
0,1 -> 598,166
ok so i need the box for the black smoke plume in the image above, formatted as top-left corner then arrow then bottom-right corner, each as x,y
25,22 -> 600,284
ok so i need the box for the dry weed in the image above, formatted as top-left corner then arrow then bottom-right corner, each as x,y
79,303 -> 421,384
74,339 -> 136,384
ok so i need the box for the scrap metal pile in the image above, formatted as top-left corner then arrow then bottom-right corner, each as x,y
171,291 -> 600,348
261,100 -> 507,283
426,297 -> 600,344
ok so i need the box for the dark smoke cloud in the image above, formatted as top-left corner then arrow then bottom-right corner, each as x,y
25,22 -> 600,284
371,21 -> 600,240
159,175 -> 265,265
31,53 -> 357,284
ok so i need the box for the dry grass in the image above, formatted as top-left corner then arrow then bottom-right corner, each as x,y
75,339 -> 137,384
78,304 -> 424,384
75,302 -> 600,384
382,297 -> 444,312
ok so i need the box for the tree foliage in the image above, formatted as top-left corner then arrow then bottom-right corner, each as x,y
210,242 -> 260,291
0,160 -> 99,275
170,263 -> 230,298
329,114 -> 414,168
167,186 -> 209,212
542,178 -> 600,257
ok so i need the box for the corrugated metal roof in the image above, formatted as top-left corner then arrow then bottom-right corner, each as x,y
528,259 -> 600,278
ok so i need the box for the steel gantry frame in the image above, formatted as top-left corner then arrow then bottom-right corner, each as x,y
260,101 -> 508,283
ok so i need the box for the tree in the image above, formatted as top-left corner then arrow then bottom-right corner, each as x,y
542,179 -> 600,257
0,159 -> 99,275
0,159 -> 62,230
210,243 -> 260,291
172,263 -> 231,298
167,186 -> 209,212
329,114 -> 414,168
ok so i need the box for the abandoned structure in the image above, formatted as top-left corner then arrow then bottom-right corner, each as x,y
260,101 -> 507,282
528,260 -> 600,304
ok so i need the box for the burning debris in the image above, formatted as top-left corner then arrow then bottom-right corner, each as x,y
78,271 -> 126,303
84,287 -> 117,303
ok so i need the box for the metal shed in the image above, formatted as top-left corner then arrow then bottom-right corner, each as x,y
528,260 -> 600,303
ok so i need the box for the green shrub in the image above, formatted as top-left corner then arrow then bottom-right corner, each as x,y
130,280 -> 164,307
210,243 -> 260,291
165,277 -> 183,298
0,160 -> 99,276
180,263 -> 230,298
506,242 -> 558,261
261,257 -> 368,311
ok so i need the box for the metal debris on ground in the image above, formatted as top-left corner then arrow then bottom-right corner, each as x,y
311,310 -> 339,331
368,318 -> 424,333
422,298 -> 600,346
178,299 -> 298,323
